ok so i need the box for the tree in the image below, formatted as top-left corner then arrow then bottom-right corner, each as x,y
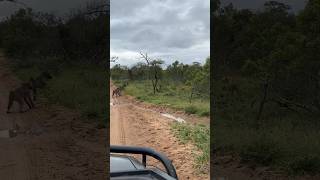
140,52 -> 164,94
212,0 -> 220,13
188,57 -> 210,103
110,56 -> 118,63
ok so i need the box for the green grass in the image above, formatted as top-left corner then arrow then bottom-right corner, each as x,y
213,116 -> 320,175
114,80 -> 210,117
13,67 -> 41,80
212,77 -> 320,176
13,63 -> 107,124
171,122 -> 210,173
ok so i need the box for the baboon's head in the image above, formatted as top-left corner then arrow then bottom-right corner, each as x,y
42,71 -> 52,79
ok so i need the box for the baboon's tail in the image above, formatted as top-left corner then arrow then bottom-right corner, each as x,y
7,91 -> 14,112
8,91 -> 14,101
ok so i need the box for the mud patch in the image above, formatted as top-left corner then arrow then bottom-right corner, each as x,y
161,113 -> 186,123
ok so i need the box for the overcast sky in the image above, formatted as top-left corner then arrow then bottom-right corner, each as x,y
110,0 -> 210,67
0,0 -> 92,20
221,0 -> 307,12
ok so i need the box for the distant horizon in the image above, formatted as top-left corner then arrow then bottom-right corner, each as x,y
110,52 -> 210,68
110,55 -> 210,69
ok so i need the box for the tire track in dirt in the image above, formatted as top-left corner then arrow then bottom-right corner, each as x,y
110,99 -> 126,145
110,81 -> 209,180
119,115 -> 126,145
110,85 -> 126,145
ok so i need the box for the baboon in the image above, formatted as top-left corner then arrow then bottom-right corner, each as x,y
7,82 -> 35,113
112,87 -> 121,98
29,71 -> 53,100
112,82 -> 128,98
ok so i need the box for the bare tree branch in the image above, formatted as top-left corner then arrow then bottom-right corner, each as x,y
140,51 -> 150,65
139,51 -> 163,94
110,56 -> 118,63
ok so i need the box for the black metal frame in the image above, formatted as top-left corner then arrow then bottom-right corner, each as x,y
110,145 -> 178,179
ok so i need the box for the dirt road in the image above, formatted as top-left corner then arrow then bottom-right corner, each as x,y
0,53 -> 107,179
110,82 -> 210,179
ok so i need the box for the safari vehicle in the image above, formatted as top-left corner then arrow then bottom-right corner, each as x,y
110,145 -> 178,180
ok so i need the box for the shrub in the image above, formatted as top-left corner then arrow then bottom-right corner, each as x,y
240,138 -> 283,166
288,156 -> 320,175
185,105 -> 198,114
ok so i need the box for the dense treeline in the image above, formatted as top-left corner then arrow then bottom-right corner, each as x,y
213,0 -> 320,126
0,0 -> 108,72
213,0 -> 320,175
111,56 -> 210,101
0,0 -> 108,122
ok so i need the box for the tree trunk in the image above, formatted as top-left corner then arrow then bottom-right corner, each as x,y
189,87 -> 194,103
315,71 -> 320,111
152,79 -> 156,94
256,81 -> 268,128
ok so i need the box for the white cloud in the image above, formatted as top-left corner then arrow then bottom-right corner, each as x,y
110,0 -> 210,67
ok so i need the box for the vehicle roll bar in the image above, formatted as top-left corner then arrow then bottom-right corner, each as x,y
110,145 -> 178,179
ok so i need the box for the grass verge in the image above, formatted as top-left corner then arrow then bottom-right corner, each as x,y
213,119 -> 320,175
114,80 -> 210,117
13,63 -> 107,124
171,122 -> 210,173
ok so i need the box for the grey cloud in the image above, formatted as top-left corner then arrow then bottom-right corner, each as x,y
111,0 -> 149,18
110,0 -> 210,66
164,28 -> 196,49
131,29 -> 163,44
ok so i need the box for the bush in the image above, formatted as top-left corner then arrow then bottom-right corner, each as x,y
185,105 -> 198,114
199,111 -> 210,117
288,156 -> 320,175
15,64 -> 107,124
240,138 -> 283,166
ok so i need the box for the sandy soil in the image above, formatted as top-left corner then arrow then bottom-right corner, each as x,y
0,53 -> 107,179
110,82 -> 210,180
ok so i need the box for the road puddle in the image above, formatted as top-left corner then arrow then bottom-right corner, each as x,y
0,129 -> 17,138
161,113 -> 186,123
